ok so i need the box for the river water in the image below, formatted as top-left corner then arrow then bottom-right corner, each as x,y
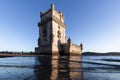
0,55 -> 120,80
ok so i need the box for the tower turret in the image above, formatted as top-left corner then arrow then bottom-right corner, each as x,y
51,3 -> 55,9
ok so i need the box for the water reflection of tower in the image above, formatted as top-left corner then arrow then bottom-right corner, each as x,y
56,56 -> 83,80
56,56 -> 71,80
34,56 -> 52,80
34,55 -> 83,80
69,56 -> 83,80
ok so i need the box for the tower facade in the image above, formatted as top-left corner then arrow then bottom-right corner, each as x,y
35,4 -> 66,54
35,4 -> 82,55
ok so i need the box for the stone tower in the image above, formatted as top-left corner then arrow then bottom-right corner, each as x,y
35,3 -> 66,54
35,3 -> 83,55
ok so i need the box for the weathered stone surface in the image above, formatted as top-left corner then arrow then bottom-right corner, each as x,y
35,3 -> 83,55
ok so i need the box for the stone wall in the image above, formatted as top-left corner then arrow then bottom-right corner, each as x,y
63,43 -> 82,55
41,10 -> 52,21
52,9 -> 64,23
35,46 -> 52,54
39,21 -> 52,47
70,44 -> 82,54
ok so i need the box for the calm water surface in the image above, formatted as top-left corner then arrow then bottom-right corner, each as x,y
0,55 -> 120,80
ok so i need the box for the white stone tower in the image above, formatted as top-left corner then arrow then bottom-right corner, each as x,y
35,3 -> 66,54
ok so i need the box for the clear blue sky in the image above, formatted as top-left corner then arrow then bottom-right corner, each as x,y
0,0 -> 120,52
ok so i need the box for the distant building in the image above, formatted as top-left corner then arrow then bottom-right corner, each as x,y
35,3 -> 83,55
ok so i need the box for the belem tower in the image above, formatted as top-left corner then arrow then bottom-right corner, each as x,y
35,4 -> 83,55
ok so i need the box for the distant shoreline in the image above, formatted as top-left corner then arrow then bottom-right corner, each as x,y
82,52 -> 120,56
0,53 -> 82,57
0,52 -> 120,57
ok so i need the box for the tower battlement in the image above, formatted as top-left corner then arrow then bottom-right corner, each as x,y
40,4 -> 64,24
